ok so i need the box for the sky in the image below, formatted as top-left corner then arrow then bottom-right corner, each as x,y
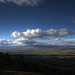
0,0 -> 75,49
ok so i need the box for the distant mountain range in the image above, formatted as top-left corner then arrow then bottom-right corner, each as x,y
0,45 -> 75,53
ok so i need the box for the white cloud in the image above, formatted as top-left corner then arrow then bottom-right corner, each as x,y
11,28 -> 75,39
13,39 -> 36,46
0,0 -> 42,6
0,28 -> 75,49
66,39 -> 75,41
0,38 -> 75,49
12,37 -> 75,46
0,39 -> 12,46
35,38 -> 75,46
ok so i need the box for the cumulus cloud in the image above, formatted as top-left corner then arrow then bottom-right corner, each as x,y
0,28 -> 75,49
0,38 -> 75,49
0,39 -> 12,46
51,38 -> 75,46
35,38 -> 75,46
13,39 -> 36,46
0,0 -> 42,6
11,28 -> 75,39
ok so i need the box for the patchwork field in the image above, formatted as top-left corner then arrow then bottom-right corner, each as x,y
14,49 -> 75,54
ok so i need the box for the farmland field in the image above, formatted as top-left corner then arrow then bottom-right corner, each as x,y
0,49 -> 75,75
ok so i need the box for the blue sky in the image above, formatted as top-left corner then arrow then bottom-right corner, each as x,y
0,0 -> 75,49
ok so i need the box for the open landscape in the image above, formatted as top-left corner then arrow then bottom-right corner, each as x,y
0,49 -> 75,75
0,0 -> 75,75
